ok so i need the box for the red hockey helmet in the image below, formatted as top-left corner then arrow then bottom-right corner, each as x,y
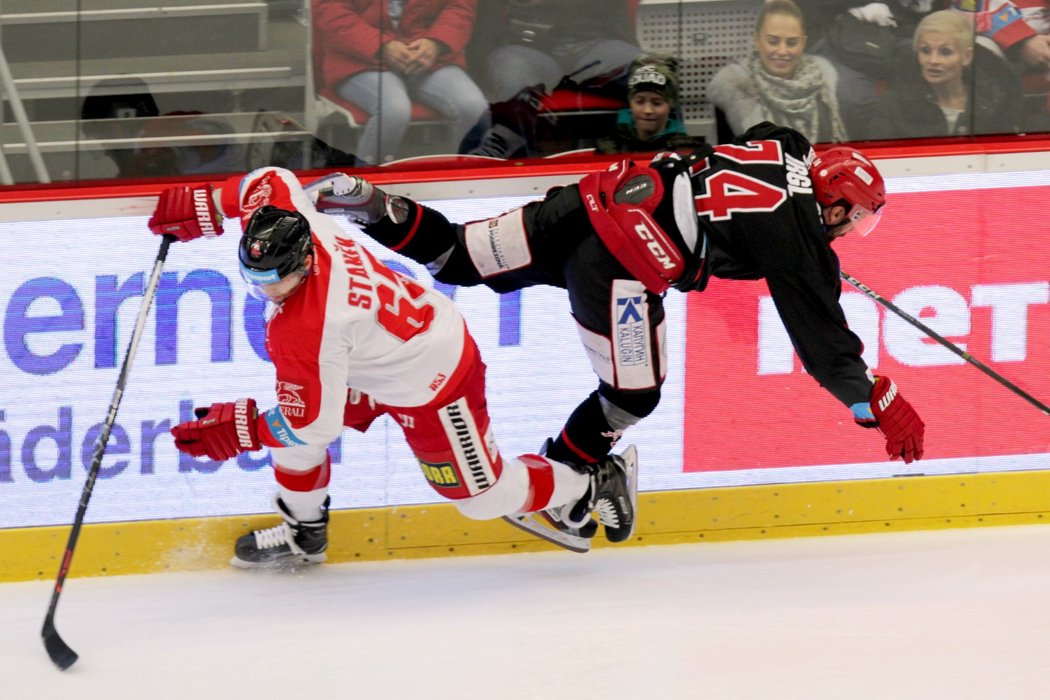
810,147 -> 886,236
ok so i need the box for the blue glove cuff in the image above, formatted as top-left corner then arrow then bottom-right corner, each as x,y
850,401 -> 875,421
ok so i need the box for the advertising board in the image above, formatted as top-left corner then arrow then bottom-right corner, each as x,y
2,171 -> 1048,529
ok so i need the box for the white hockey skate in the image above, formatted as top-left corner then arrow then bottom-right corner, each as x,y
503,445 -> 638,553
302,173 -> 411,225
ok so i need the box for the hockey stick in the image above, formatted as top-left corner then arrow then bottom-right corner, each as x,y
42,234 -> 176,670
841,270 -> 1050,417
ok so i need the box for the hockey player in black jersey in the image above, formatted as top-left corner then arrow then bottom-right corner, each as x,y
317,121 -> 924,540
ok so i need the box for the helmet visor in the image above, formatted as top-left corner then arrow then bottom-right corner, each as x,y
845,204 -> 883,237
239,264 -> 303,303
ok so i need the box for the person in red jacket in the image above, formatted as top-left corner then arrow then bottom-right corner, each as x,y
312,0 -> 490,164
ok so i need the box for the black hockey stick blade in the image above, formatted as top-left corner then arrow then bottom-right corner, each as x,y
42,615 -> 77,671
502,514 -> 593,553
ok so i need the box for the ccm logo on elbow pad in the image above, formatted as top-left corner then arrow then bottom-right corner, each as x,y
633,220 -> 678,272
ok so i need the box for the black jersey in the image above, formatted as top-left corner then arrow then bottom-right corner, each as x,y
650,122 -> 873,407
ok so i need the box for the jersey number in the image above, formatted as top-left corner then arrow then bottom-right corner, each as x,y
692,140 -> 788,220
371,260 -> 435,342
694,171 -> 787,221
711,140 -> 783,164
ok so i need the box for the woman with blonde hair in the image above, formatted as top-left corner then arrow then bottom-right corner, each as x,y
708,0 -> 848,142
869,9 -> 1023,138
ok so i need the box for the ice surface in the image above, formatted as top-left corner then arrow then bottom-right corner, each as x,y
6,525 -> 1050,699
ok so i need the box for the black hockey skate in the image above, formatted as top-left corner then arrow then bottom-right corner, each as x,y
503,445 -> 638,552
231,496 -> 330,569
586,446 -> 638,543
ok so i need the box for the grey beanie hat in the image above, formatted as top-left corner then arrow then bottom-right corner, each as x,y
627,57 -> 679,104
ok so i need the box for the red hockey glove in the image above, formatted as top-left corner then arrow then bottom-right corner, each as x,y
147,184 -> 222,242
171,399 -> 261,461
853,376 -> 925,464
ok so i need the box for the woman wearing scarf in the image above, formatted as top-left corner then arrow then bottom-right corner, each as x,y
708,0 -> 848,143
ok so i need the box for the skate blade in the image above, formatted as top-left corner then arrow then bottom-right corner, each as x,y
229,551 -> 328,570
501,514 -> 592,553
620,444 -> 639,541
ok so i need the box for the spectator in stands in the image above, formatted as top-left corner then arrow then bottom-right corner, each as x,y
81,78 -> 162,177
595,55 -> 707,154
312,0 -> 490,164
953,0 -> 1050,130
475,0 -> 643,102
708,0 -> 848,143
81,79 -> 248,177
869,10 -> 1024,137
797,0 -> 932,135
951,0 -> 1050,70
800,0 -> 1049,135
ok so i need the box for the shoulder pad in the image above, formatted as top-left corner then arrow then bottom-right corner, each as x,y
649,143 -> 713,176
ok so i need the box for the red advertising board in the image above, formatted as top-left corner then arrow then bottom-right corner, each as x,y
683,184 -> 1050,471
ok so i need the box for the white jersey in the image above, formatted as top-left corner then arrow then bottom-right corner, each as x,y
220,167 -> 468,468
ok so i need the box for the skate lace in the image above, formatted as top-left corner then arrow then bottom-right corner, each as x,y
553,502 -> 591,529
595,497 -> 621,528
253,522 -> 300,552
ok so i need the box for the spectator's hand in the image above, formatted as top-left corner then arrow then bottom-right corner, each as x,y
404,38 -> 441,74
381,40 -> 415,73
847,2 -> 897,27
1020,34 -> 1050,69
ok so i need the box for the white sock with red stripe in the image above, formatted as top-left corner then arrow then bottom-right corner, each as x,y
523,455 -> 590,512
278,487 -> 329,522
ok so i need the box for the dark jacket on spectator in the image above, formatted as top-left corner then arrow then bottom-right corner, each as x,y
867,44 -> 1024,138
468,0 -> 636,70
595,109 -> 705,154
493,0 -> 635,45
798,0 -> 934,48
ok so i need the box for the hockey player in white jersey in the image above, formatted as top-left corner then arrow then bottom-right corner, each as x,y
146,167 -> 637,567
